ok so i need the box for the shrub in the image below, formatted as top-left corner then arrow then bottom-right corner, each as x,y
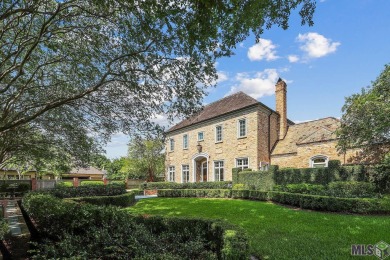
235,170 -> 274,191
37,185 -> 126,198
370,154 -> 390,194
108,180 -> 126,188
232,184 -> 245,190
326,181 -> 376,198
56,181 -> 73,188
158,189 -> 231,198
68,192 -> 136,207
142,181 -> 232,190
269,192 -> 389,214
281,183 -> 326,195
80,180 -> 104,186
22,193 -> 249,259
17,182 -> 31,192
231,190 -> 269,201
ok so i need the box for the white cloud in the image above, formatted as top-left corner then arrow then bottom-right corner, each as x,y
217,71 -> 228,83
247,39 -> 279,61
297,32 -> 340,58
288,55 -> 299,63
226,69 -> 281,99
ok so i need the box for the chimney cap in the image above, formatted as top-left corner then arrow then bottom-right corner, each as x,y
277,77 -> 283,83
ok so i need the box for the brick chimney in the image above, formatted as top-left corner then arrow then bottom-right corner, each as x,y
275,78 -> 287,140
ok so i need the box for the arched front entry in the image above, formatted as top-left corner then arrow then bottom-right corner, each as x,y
192,153 -> 209,182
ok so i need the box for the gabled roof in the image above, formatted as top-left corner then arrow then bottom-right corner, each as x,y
271,117 -> 340,156
168,91 -> 290,133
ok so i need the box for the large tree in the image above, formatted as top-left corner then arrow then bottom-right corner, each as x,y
0,0 -> 315,165
337,64 -> 390,162
126,137 -> 164,181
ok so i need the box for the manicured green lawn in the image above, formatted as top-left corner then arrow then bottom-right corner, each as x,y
126,198 -> 390,259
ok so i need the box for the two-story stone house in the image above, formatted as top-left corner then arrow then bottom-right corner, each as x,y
165,79 -> 357,183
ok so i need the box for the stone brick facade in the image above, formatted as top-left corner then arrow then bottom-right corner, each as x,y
271,140 -> 358,169
165,79 -> 355,183
165,106 -> 279,183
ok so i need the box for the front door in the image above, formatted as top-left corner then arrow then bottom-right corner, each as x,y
201,161 -> 208,182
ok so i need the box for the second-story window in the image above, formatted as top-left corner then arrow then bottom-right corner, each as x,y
183,134 -> 188,149
215,125 -> 223,142
169,138 -> 175,151
198,131 -> 204,141
238,118 -> 247,137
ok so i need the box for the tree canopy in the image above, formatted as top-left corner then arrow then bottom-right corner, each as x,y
337,64 -> 390,161
0,0 -> 315,166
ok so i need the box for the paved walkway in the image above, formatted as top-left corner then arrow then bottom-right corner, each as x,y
2,199 -> 30,259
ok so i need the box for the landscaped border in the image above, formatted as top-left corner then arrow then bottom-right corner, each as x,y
158,189 -> 390,214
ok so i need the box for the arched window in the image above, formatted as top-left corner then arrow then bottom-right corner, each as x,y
310,155 -> 329,168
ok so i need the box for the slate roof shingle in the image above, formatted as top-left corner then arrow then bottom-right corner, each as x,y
271,117 -> 340,156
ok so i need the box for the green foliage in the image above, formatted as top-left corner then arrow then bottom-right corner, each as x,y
326,181 -> 376,198
22,193 -> 248,259
35,186 -> 126,198
126,137 -> 165,182
232,184 -> 245,190
273,162 -> 371,186
0,182 -> 31,192
158,189 -> 232,198
337,64 -> 390,161
56,181 -> 73,188
231,167 -> 242,184
274,183 -> 326,195
0,218 -> 8,239
80,180 -> 104,186
269,192 -> 389,214
141,181 -> 232,190
234,170 -> 274,191
68,192 -> 136,207
371,153 -> 390,193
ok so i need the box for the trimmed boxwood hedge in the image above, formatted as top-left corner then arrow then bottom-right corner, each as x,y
158,189 -> 232,198
39,185 -> 126,198
22,193 -> 249,259
141,181 -> 232,190
67,192 -> 136,207
157,189 -> 390,214
268,191 -> 389,214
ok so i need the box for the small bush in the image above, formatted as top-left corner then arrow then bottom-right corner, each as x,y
108,180 -> 126,188
80,180 -> 104,186
17,182 -> 31,192
158,189 -> 231,198
278,183 -> 326,195
326,181 -> 376,198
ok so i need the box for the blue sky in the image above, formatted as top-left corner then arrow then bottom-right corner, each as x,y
105,0 -> 390,159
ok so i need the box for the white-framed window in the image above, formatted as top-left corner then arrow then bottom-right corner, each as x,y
198,131 -> 204,141
236,157 -> 249,170
169,138 -> 175,151
238,118 -> 247,138
215,125 -> 223,142
183,134 -> 188,149
310,155 -> 329,168
214,160 -> 224,181
182,165 -> 190,183
168,166 -> 175,182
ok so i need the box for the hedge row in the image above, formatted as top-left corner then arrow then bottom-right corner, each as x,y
269,192 -> 389,214
141,181 -> 232,190
232,169 -> 274,191
158,189 -> 232,198
36,185 -> 126,198
272,161 -> 369,186
157,189 -> 390,214
68,192 -> 136,207
22,193 -> 249,259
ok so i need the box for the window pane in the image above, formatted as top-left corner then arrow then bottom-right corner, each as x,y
216,126 -> 222,142
198,132 -> 204,141
239,119 -> 246,137
183,134 -> 188,149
